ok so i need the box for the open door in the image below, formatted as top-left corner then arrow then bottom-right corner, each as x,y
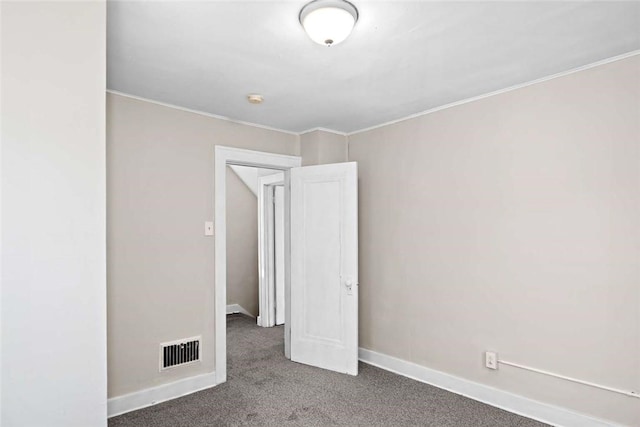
258,173 -> 285,328
274,185 -> 285,325
290,162 -> 358,375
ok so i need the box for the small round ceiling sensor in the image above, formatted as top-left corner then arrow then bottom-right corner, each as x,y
247,94 -> 264,104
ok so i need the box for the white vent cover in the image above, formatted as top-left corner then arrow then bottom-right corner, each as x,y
159,336 -> 201,371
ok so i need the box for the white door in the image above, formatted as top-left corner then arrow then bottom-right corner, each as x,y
257,173 -> 284,328
290,162 -> 358,375
274,185 -> 286,325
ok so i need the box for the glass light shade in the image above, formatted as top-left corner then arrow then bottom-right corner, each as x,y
300,1 -> 358,47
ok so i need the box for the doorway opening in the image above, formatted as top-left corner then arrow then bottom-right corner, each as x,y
215,146 -> 359,385
225,164 -> 285,327
214,146 -> 301,384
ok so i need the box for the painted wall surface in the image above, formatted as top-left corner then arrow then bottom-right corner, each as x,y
1,2 -> 107,426
300,130 -> 348,165
226,167 -> 259,316
348,55 -> 640,426
107,93 -> 298,397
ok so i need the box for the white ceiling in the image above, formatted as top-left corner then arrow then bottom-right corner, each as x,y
107,1 -> 640,134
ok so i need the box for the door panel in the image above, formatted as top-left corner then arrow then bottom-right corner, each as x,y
290,162 -> 358,375
274,185 -> 285,325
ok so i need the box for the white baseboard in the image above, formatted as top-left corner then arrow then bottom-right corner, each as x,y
226,303 -> 254,317
107,371 -> 217,418
107,346 -> 619,425
358,348 -> 620,427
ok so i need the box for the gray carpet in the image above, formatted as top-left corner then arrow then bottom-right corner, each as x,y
109,314 -> 548,427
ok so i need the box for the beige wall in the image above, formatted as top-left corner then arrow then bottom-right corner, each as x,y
300,129 -> 348,165
107,93 -> 298,397
226,167 -> 258,316
348,55 -> 640,426
1,2 -> 107,426
107,54 -> 638,425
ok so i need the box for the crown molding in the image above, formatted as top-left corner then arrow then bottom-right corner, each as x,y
108,50 -> 640,138
105,90 -> 299,136
347,49 -> 640,136
299,127 -> 348,137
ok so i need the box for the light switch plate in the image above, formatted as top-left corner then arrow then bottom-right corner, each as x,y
205,221 -> 214,236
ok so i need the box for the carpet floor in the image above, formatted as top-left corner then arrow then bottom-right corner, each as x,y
109,314 -> 549,427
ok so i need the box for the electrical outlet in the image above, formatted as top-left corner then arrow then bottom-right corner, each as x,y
485,351 -> 498,370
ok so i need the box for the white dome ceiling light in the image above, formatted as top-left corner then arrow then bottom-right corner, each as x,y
299,0 -> 359,47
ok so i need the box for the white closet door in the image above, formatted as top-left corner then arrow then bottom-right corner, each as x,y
274,185 -> 285,326
290,162 -> 358,375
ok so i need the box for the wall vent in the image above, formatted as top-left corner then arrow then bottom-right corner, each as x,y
160,336 -> 201,370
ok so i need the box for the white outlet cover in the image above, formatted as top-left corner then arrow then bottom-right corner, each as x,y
485,351 -> 498,370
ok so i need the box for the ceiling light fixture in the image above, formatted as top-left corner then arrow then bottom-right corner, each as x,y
299,0 -> 358,47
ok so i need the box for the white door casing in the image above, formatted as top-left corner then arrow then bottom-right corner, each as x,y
215,146 -> 301,384
290,162 -> 359,375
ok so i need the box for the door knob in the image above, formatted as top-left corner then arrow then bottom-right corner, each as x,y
343,277 -> 356,295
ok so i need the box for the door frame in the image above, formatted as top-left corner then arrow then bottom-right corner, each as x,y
214,146 -> 301,384
257,173 -> 284,328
